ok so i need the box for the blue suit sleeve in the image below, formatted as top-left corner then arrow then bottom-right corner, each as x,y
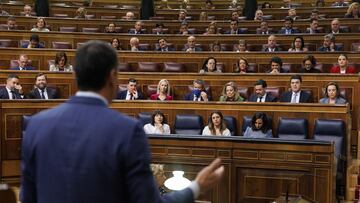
20,124 -> 37,203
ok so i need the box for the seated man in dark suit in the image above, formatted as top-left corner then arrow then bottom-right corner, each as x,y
224,20 -> 245,35
267,56 -> 288,73
262,35 -> 281,52
128,21 -> 145,34
280,74 -> 312,103
305,19 -> 320,34
21,40 -> 224,203
155,38 -> 175,51
6,16 -> 17,30
184,79 -> 211,101
257,20 -> 273,34
10,54 -> 35,70
116,78 -> 144,100
21,34 -> 44,48
0,74 -> 25,99
248,79 -> 277,102
183,35 -> 202,52
278,16 -> 300,34
318,34 -> 342,51
27,73 -> 60,99
329,18 -> 344,34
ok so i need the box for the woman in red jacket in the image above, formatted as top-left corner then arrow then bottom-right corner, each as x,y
330,54 -> 357,74
150,79 -> 173,101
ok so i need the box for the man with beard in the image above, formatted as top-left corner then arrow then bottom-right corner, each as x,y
27,73 -> 60,99
0,74 -> 25,99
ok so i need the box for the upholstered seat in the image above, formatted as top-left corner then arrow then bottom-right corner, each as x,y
163,62 -> 185,72
174,114 -> 203,135
137,62 -> 161,72
82,27 -> 100,33
137,112 -> 152,126
118,63 -> 131,72
0,39 -> 18,48
277,117 -> 308,140
59,27 -> 77,32
223,116 -> 237,136
52,42 -> 72,49
237,86 -> 250,100
266,87 -> 282,100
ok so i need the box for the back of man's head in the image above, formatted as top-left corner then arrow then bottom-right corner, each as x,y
75,40 -> 118,91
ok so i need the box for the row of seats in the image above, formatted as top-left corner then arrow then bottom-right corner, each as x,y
3,37 -> 360,52
117,61 -> 360,73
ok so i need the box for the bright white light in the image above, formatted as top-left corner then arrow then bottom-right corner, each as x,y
164,170 -> 191,191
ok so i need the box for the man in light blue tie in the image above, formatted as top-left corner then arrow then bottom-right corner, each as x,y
280,75 -> 312,103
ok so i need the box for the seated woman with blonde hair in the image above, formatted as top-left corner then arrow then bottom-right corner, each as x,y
219,82 -> 244,102
144,110 -> 171,135
202,111 -> 231,136
319,82 -> 347,104
150,79 -> 173,101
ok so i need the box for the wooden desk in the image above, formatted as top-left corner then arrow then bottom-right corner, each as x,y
149,135 -> 335,202
0,100 -> 345,202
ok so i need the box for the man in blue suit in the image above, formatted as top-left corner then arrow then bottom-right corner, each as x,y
277,17 -> 300,34
248,79 -> 277,102
280,75 -> 312,103
224,20 -> 246,34
10,54 -> 35,70
21,40 -> 224,203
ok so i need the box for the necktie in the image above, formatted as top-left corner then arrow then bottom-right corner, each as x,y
129,93 -> 134,100
258,96 -> 263,102
10,91 -> 16,99
41,89 -> 45,99
291,93 -> 298,103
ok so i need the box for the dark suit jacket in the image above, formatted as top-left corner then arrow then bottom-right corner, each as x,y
0,87 -> 23,99
155,46 -> 176,51
317,45 -> 342,52
182,46 -> 203,52
278,28 -> 300,34
10,66 -> 35,70
116,90 -> 144,100
262,47 -> 282,52
280,91 -> 312,103
27,87 -> 60,99
128,29 -> 145,34
21,96 -> 194,203
224,29 -> 246,34
21,44 -> 44,48
248,93 -> 277,102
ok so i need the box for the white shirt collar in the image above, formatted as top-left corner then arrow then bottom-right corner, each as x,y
76,91 -> 108,106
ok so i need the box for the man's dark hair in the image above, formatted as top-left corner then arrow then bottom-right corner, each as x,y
29,34 -> 39,42
230,19 -> 238,25
284,16 -> 293,24
75,40 -> 118,91
290,74 -> 302,82
128,78 -> 137,83
254,79 -> 267,88
269,56 -> 283,67
7,74 -> 19,80
35,72 -> 47,80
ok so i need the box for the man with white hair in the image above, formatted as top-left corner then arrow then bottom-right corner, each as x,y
23,5 -> 33,16
129,37 -> 140,51
183,36 -> 202,52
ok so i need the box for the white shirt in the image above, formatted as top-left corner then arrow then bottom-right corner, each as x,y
291,91 -> 301,103
6,87 -> 14,99
143,123 -> 171,135
37,88 -> 49,99
125,91 -> 138,100
257,93 -> 267,102
202,126 -> 231,136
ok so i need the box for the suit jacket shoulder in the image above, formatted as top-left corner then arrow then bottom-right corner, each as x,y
0,88 -> 9,99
